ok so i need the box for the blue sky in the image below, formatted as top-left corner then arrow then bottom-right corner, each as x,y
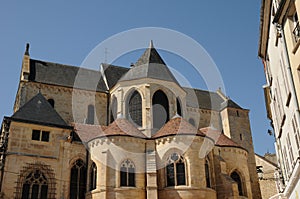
0,1 -> 274,155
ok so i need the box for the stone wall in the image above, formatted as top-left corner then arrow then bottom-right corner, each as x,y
14,81 -> 107,125
1,121 -> 86,199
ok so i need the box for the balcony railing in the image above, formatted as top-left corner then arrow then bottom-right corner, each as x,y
293,22 -> 300,43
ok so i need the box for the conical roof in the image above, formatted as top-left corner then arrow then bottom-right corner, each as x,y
200,127 -> 243,149
119,41 -> 179,84
104,118 -> 146,138
74,118 -> 146,143
135,40 -> 166,66
152,116 -> 205,138
11,93 -> 69,128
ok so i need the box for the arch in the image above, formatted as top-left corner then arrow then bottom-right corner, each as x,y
120,159 -> 135,187
128,90 -> 142,126
87,105 -> 95,124
205,158 -> 211,188
230,171 -> 243,196
16,162 -> 56,199
89,162 -> 97,191
166,153 -> 186,186
152,90 -> 169,129
47,99 -> 55,108
70,159 -> 87,199
110,96 -> 117,123
176,97 -> 182,116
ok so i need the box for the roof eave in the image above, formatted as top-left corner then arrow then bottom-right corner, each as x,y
258,0 -> 272,59
273,0 -> 290,25
7,117 -> 73,130
215,144 -> 248,152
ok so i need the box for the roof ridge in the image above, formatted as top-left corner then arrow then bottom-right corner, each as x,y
30,58 -> 101,73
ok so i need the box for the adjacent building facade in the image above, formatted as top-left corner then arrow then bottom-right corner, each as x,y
259,0 -> 300,198
255,153 -> 279,199
0,42 -> 261,198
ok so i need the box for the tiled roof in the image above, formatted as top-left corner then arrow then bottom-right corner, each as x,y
101,63 -> 129,89
184,87 -> 242,111
119,43 -> 179,84
74,123 -> 106,143
11,93 -> 70,129
152,116 -> 206,138
74,118 -> 146,143
200,127 -> 242,148
27,51 -> 243,110
104,118 -> 146,138
135,41 -> 166,66
29,59 -> 107,92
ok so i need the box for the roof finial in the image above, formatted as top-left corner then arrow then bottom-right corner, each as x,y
25,43 -> 30,56
149,40 -> 154,48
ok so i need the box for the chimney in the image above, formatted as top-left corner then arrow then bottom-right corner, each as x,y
21,43 -> 30,81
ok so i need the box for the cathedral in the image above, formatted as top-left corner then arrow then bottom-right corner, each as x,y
0,42 -> 261,199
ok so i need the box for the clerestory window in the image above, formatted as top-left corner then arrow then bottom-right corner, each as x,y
128,91 -> 142,126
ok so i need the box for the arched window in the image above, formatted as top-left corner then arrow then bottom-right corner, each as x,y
70,159 -> 87,199
128,91 -> 142,126
176,98 -> 182,116
231,171 -> 243,196
205,159 -> 211,188
110,97 -> 117,123
152,90 -> 169,129
189,118 -> 195,127
120,159 -> 135,187
89,162 -> 97,191
87,105 -> 95,124
47,99 -> 55,108
166,153 -> 186,186
21,169 -> 48,199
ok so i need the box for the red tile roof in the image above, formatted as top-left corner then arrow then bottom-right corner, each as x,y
152,117 -> 206,138
74,118 -> 243,151
74,118 -> 146,143
200,127 -> 242,148
74,123 -> 106,143
103,118 -> 146,138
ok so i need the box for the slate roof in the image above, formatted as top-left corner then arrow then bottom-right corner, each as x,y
184,87 -> 242,111
152,116 -> 206,138
119,42 -> 179,84
11,93 -> 70,129
101,63 -> 129,89
135,41 -> 166,66
29,59 -> 107,92
26,47 -> 243,111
